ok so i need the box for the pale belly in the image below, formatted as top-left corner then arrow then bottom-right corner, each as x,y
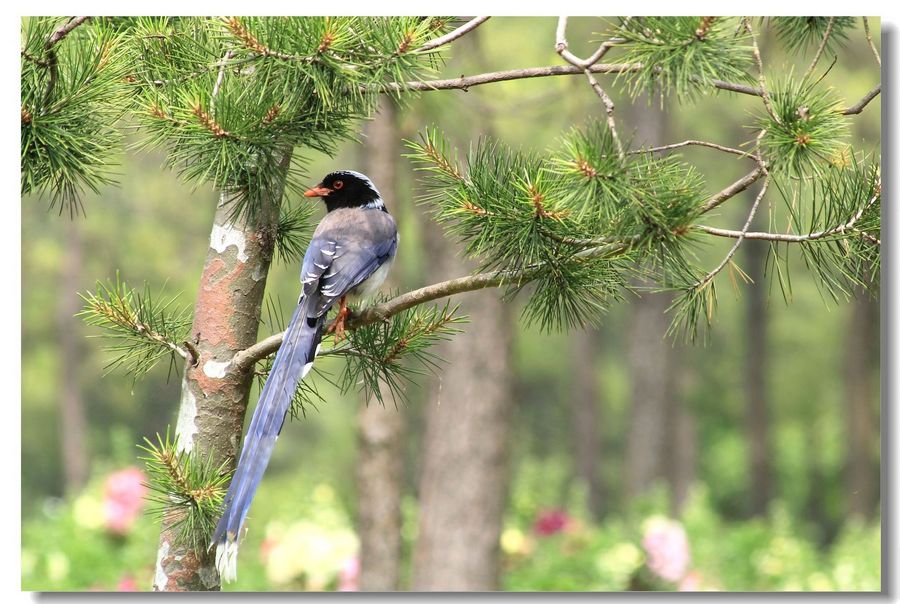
347,257 -> 393,303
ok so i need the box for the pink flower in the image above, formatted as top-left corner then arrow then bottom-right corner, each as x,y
533,508 -> 571,537
678,570 -> 703,591
641,516 -> 691,583
337,556 -> 359,592
117,575 -> 138,591
103,467 -> 147,535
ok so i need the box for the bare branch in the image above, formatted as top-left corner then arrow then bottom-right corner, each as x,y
386,64 -> 763,97
743,17 -> 781,125
696,191 -> 880,244
416,16 -> 490,53
841,83 -> 881,115
863,17 -> 881,66
803,17 -> 835,80
631,139 -> 760,160
555,17 -> 624,158
694,174 -> 770,289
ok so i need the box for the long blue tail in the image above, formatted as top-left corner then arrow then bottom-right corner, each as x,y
212,297 -> 323,582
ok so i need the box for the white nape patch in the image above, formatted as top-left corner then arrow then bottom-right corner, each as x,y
174,375 -> 198,454
364,197 -> 385,210
215,539 -> 240,583
203,359 -> 231,378
153,540 -> 170,590
210,223 -> 249,263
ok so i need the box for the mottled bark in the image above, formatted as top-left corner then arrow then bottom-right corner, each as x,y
355,98 -> 406,591
744,235 -> 772,516
411,202 -> 513,591
571,329 -> 605,520
58,221 -> 89,494
356,398 -> 406,590
845,288 -> 879,520
152,154 -> 289,591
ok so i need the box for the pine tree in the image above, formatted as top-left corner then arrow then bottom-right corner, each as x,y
23,16 -> 880,591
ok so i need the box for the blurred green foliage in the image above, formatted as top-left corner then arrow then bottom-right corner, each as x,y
22,461 -> 879,591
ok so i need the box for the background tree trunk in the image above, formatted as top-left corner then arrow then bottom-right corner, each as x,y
58,221 -> 89,494
665,355 -> 697,514
152,154 -> 290,591
744,231 -> 773,516
354,98 -> 406,591
571,329 -> 605,520
844,288 -> 879,520
622,99 -> 681,503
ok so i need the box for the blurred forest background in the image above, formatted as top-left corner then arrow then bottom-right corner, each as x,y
22,17 -> 880,591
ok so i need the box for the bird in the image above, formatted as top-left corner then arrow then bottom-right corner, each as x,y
211,170 -> 397,582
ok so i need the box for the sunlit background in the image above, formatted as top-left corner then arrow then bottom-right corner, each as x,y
22,17 -> 880,591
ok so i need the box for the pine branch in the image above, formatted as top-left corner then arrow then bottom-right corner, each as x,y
77,276 -> 193,379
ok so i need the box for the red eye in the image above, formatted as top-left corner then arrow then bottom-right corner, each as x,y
333,180 -> 344,190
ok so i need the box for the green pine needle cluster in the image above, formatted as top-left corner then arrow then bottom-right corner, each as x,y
769,17 -> 856,54
128,16 -> 448,223
21,17 -> 131,216
341,300 -> 466,405
407,122 -> 710,331
758,76 -> 849,176
611,16 -> 755,102
78,275 -> 192,382
138,429 -> 232,554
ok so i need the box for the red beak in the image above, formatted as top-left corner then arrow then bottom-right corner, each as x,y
303,185 -> 331,198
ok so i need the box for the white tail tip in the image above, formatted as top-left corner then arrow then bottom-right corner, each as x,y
215,538 -> 239,583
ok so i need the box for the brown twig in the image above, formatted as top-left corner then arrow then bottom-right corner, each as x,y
385,64 -> 763,97
841,83 -> 881,115
862,17 -> 881,66
43,17 -> 91,104
694,174 -> 770,289
630,139 -> 759,160
802,17 -> 835,80
743,17 -> 781,126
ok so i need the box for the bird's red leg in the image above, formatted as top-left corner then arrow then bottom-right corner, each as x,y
326,296 -> 351,342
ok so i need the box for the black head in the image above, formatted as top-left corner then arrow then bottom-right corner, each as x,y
303,170 -> 385,212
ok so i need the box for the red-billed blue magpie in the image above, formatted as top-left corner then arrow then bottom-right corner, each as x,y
212,170 -> 397,582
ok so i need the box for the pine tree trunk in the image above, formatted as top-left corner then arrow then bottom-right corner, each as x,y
571,329 -> 605,520
744,235 -> 772,516
152,153 -> 290,591
58,221 -> 89,494
355,98 -> 406,591
411,226 -> 513,591
845,288 -> 879,520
